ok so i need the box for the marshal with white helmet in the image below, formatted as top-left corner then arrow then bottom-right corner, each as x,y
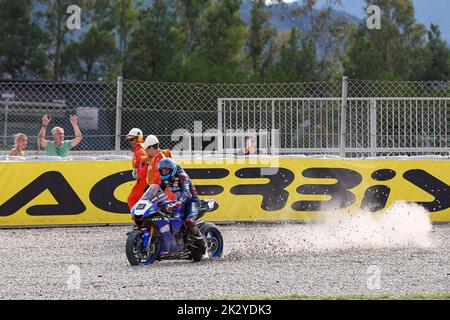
143,135 -> 159,149
126,128 -> 144,142
127,128 -> 143,137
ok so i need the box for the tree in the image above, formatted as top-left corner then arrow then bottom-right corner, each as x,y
58,0 -> 116,80
280,0 -> 351,79
62,27 -> 116,81
419,24 -> 450,81
266,28 -> 319,82
185,0 -> 247,82
124,0 -> 177,80
246,0 -> 276,77
0,0 -> 49,79
174,0 -> 210,55
344,0 -> 428,80
113,0 -> 142,75
90,0 -> 115,31
38,0 -> 87,80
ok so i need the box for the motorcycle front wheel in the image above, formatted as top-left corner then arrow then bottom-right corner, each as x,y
125,229 -> 158,266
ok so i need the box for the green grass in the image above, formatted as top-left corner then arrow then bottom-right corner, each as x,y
205,293 -> 450,300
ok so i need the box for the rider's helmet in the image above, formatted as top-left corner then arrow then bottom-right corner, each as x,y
158,158 -> 177,182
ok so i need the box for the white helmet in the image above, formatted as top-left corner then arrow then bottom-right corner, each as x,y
143,135 -> 159,149
126,128 -> 143,142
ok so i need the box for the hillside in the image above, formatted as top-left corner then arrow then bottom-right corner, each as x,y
240,0 -> 361,31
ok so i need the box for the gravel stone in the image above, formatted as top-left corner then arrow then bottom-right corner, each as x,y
0,224 -> 448,299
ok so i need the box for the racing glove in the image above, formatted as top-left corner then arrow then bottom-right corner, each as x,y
165,201 -> 182,213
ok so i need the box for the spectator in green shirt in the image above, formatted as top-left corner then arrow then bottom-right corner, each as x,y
38,114 -> 82,157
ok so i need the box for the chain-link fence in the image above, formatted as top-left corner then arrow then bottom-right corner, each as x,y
120,79 -> 342,152
0,77 -> 449,157
0,79 -> 117,154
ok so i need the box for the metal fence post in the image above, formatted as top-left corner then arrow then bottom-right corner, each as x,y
339,76 -> 348,157
3,101 -> 8,148
217,98 -> 223,154
1,93 -> 14,148
271,100 -> 275,154
115,76 -> 123,152
369,99 -> 377,157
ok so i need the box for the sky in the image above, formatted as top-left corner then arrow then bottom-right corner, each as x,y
322,0 -> 450,42
268,0 -> 450,43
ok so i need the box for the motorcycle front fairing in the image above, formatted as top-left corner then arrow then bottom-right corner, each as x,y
131,185 -> 186,252
131,185 -> 169,220
131,185 -> 169,249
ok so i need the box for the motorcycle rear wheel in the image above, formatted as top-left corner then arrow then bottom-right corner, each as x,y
201,223 -> 224,259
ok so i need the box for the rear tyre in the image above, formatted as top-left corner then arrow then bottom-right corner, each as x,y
200,223 -> 224,259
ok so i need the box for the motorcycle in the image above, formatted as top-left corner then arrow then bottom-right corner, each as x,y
126,184 -> 224,266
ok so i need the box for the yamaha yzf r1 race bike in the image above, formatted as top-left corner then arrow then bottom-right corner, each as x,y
126,185 -> 224,266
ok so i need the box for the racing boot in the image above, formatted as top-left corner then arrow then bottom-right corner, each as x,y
194,235 -> 207,254
186,218 -> 206,254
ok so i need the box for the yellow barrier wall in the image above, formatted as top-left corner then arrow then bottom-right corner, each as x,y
0,158 -> 449,226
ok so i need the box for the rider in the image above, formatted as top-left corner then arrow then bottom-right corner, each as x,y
157,158 -> 206,255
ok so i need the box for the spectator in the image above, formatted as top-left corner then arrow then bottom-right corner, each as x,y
9,133 -> 28,156
243,136 -> 257,155
38,114 -> 82,157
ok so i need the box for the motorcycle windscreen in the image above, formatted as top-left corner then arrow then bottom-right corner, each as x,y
140,184 -> 169,204
132,185 -> 169,216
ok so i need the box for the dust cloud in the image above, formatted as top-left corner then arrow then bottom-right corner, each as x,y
224,202 -> 434,259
